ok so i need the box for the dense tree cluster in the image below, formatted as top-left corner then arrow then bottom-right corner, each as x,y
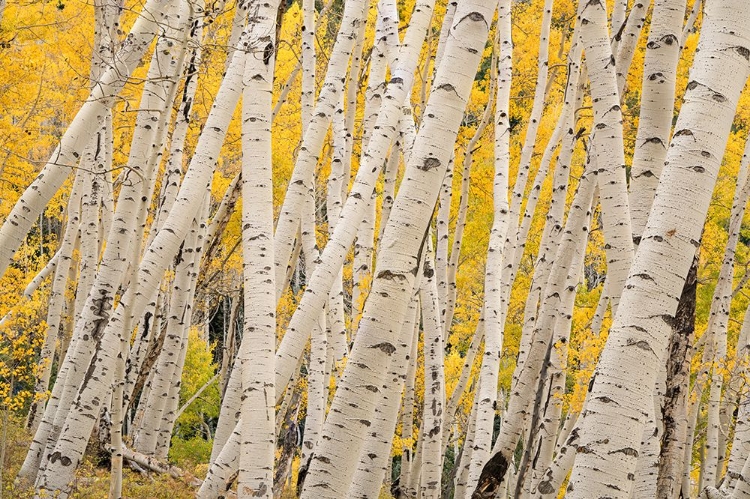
2,0 -> 750,498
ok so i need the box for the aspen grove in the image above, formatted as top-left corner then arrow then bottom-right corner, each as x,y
5,0 -> 750,497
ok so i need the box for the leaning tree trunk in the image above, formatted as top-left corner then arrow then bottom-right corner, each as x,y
32,21 -> 251,497
564,1 -> 750,497
298,0 -> 496,495
273,0 -> 435,398
581,0 -> 633,315
656,254 -> 699,499
0,0 -> 177,280
703,137 -> 750,488
20,6 -> 185,483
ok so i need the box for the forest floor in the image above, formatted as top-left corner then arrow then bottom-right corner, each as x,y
1,421 -> 396,498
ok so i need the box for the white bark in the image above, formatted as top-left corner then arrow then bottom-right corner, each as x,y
581,0 -> 633,314
566,2 -> 750,495
348,287 -> 419,498
298,1 -> 495,494
722,310 -> 750,492
614,2 -> 649,96
0,0 -> 177,280
472,154 -> 597,497
237,4 -> 279,494
399,310 -> 419,498
25,173 -> 83,434
704,140 -> 750,487
466,2 -> 510,489
419,244 -> 445,499
273,0 -> 435,398
21,7 -> 185,483
32,21 -> 249,496
272,0 -> 367,295
630,0 -> 685,247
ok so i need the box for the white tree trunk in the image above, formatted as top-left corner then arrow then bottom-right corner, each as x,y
237,4 -> 279,493
629,0 -> 685,247
348,287 -> 420,498
419,243 -> 445,499
566,2 -> 750,495
703,139 -> 750,487
581,0 -> 633,314
272,0 -> 367,295
273,0 -> 435,398
465,2 -> 511,490
0,0 -> 176,280
299,0 -> 495,494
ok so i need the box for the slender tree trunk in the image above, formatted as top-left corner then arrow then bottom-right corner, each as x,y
704,146 -> 750,487
566,2 -> 750,496
299,1 -> 495,494
472,154 -> 597,498
629,0 -> 686,247
466,4 -> 510,489
272,0 -> 367,295
419,243 -> 446,499
581,0 -> 633,315
0,0 -> 176,280
273,0 -> 436,398
721,310 -> 750,493
237,3 -> 279,494
348,287 -> 420,498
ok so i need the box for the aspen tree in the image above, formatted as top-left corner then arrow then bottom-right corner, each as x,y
419,242 -> 446,499
441,317 -> 483,447
132,203 -> 207,456
299,0 -> 496,494
625,2 -> 686,494
432,1 -> 459,324
455,387 -> 480,499
610,0 -> 629,49
440,42 -> 496,339
432,1 -> 458,311
703,143 -> 750,487
0,0 -> 179,280
301,0 -> 315,129
326,92 -> 348,363
348,289 -> 420,498
487,0 -> 554,346
25,172 -> 84,434
721,310 -> 750,492
656,256 -> 699,499
237,0 -> 280,493
472,156 -> 597,498
630,0 -> 686,246
565,1 -> 750,495
465,2 -> 510,489
681,0 -> 703,48
580,0 -> 633,314
272,0 -> 367,294
519,186 -> 591,499
273,0 -> 436,397
54,0 -> 188,440
32,22 -> 252,496
507,22 -> 585,400
399,310 -> 420,496
22,0 -> 121,434
198,421 -> 241,498
19,6 -> 186,482
614,1 -> 648,95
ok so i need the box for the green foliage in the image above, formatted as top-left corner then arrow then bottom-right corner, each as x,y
169,436 -> 213,468
172,327 -> 220,441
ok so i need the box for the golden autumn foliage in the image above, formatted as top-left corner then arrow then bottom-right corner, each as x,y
3,0 -> 750,496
